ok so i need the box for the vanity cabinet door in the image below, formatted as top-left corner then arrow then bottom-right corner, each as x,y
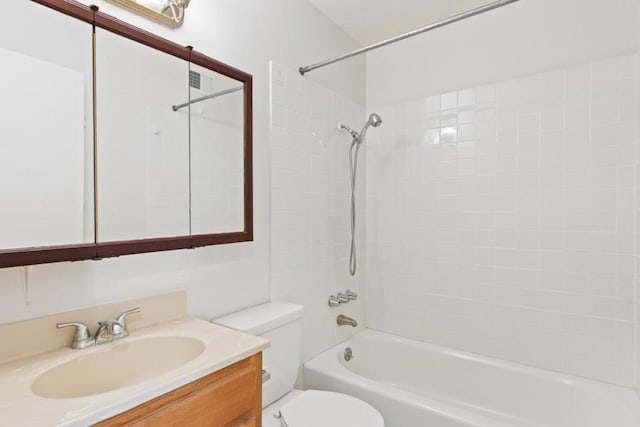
95,353 -> 262,427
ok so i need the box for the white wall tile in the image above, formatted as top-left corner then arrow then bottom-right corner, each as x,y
367,53 -> 639,387
270,62 -> 367,362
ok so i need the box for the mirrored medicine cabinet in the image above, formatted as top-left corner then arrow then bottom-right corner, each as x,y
0,0 -> 253,268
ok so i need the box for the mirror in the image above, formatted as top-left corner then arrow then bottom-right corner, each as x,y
95,28 -> 190,242
0,0 -> 252,268
188,64 -> 245,235
0,1 -> 94,250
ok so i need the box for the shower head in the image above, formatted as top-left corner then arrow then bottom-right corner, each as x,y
339,113 -> 383,144
359,112 -> 383,142
367,113 -> 383,128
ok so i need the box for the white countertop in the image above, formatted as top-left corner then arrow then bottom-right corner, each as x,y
0,317 -> 269,426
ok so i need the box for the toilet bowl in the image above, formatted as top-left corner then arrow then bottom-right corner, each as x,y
213,302 -> 384,427
262,389 -> 384,427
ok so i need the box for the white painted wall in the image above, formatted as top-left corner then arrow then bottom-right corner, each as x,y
367,0 -> 640,106
0,0 -> 364,326
365,0 -> 640,387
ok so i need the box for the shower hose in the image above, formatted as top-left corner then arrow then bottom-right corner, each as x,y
349,139 -> 361,276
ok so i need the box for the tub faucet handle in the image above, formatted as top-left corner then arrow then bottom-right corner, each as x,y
337,293 -> 350,304
328,295 -> 341,307
345,290 -> 358,301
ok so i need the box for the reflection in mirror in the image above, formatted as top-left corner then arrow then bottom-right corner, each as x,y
0,1 -> 94,250
96,28 -> 190,242
105,0 -> 191,28
187,64 -> 245,235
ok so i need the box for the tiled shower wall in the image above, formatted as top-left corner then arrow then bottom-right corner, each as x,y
269,62 -> 367,362
366,53 -> 638,387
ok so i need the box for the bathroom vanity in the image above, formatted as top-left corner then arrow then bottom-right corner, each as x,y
0,312 -> 268,426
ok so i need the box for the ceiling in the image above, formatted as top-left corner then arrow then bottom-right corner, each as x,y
307,0 -> 492,46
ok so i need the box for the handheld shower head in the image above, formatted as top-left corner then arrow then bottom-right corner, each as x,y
339,113 -> 383,144
359,112 -> 383,141
368,113 -> 383,128
340,112 -> 383,276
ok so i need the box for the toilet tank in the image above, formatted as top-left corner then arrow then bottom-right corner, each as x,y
213,302 -> 303,407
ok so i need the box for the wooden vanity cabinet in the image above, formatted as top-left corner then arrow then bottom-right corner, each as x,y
96,353 -> 262,427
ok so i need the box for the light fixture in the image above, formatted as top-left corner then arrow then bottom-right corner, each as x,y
104,0 -> 191,28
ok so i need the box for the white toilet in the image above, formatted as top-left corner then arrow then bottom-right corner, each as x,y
214,301 -> 384,427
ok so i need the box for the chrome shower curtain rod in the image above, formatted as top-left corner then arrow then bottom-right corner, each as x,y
299,0 -> 521,75
172,86 -> 243,111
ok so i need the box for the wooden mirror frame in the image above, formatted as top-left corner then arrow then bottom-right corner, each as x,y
0,0 -> 253,268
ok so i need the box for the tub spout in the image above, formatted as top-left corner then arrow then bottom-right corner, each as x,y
337,315 -> 358,327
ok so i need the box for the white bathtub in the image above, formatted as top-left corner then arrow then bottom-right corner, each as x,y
304,330 -> 640,427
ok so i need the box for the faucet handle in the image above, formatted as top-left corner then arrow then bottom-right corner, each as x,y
336,293 -> 350,303
328,295 -> 341,307
345,290 -> 358,301
113,307 -> 141,339
57,322 -> 95,349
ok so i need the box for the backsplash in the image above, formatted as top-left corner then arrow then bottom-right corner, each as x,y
0,292 -> 186,364
270,61 -> 366,362
366,53 -> 638,387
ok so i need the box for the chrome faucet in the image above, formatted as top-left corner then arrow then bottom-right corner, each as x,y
57,307 -> 141,349
337,315 -> 358,327
94,319 -> 121,345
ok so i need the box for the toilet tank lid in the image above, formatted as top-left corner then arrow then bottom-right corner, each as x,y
213,301 -> 303,336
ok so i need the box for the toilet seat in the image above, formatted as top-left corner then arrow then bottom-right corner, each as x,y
275,390 -> 384,427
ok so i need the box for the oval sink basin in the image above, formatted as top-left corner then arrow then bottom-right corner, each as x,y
32,336 -> 205,399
